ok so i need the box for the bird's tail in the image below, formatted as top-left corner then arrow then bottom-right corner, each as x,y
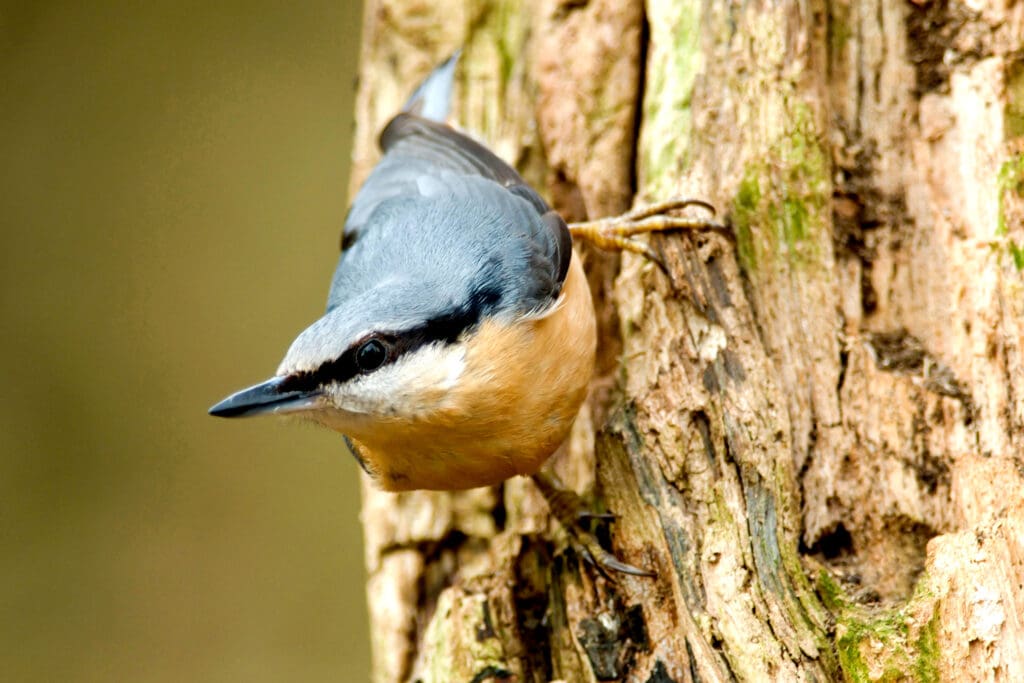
402,50 -> 461,122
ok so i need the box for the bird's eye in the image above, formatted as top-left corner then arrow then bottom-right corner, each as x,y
355,338 -> 388,373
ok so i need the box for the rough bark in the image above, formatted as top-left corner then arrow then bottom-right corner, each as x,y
350,1 -> 1024,681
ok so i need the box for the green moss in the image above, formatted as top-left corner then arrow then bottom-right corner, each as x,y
996,155 -> 1024,271
828,4 -> 852,62
913,612 -> 940,682
1009,241 -> 1024,270
639,0 -> 702,195
818,571 -> 941,682
1005,61 -> 1024,139
837,646 -> 871,683
461,0 -> 530,137
770,543 -> 840,675
491,0 -> 527,92
996,154 -> 1024,235
816,570 -> 847,613
996,155 -> 1024,194
708,488 -> 737,527
837,614 -> 913,683
728,103 -> 829,275
732,167 -> 763,272
779,198 -> 809,246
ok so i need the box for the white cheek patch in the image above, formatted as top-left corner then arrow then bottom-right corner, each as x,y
330,342 -> 466,416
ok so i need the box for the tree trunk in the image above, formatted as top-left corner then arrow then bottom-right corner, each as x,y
350,1 -> 1024,680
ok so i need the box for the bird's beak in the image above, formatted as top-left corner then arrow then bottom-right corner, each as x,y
209,376 -> 321,418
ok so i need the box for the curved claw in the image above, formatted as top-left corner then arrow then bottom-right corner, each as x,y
623,238 -> 670,275
624,197 -> 717,221
575,511 -> 617,523
579,539 -> 657,578
531,471 -> 656,579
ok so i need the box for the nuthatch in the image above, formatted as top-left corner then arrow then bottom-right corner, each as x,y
210,54 -> 719,574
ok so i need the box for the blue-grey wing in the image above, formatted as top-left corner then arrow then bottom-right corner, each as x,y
330,112 -> 572,318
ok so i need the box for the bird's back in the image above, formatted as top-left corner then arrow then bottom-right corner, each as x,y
327,58 -> 572,330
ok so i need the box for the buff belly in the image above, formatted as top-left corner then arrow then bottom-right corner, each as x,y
343,251 -> 597,491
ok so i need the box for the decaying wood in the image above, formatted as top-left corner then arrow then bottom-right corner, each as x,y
350,1 -> 1024,680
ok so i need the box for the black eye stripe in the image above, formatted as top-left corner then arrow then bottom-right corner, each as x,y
281,280 -> 505,392
278,321 -> 461,393
280,346 -> 361,393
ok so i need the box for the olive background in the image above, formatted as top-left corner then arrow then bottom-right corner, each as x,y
1,2 -> 370,680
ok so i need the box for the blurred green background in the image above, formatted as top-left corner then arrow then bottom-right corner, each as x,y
1,2 -> 370,680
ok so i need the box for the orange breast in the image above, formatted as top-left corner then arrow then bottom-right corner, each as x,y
348,251 -> 596,491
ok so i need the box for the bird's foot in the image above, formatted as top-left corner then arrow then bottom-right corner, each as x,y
530,471 -> 654,578
568,197 -> 726,270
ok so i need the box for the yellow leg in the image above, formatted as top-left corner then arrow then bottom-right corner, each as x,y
568,197 -> 726,268
531,470 -> 655,578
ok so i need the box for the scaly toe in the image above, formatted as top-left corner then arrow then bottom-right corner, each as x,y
531,471 -> 656,578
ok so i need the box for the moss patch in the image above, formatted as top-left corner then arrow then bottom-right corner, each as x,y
639,0 -> 703,197
1004,61 -> 1024,140
827,3 -> 852,67
818,570 -> 941,682
730,103 -> 830,274
913,613 -> 940,682
996,154 -> 1024,234
996,155 -> 1024,270
732,168 -> 763,272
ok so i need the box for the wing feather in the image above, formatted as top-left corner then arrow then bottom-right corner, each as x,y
332,65 -> 572,323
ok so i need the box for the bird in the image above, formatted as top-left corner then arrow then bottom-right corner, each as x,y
209,52 -> 719,575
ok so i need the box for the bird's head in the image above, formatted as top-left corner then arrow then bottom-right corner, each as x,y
208,262 -> 512,439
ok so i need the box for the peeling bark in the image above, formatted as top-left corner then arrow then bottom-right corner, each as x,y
351,1 -> 1024,681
